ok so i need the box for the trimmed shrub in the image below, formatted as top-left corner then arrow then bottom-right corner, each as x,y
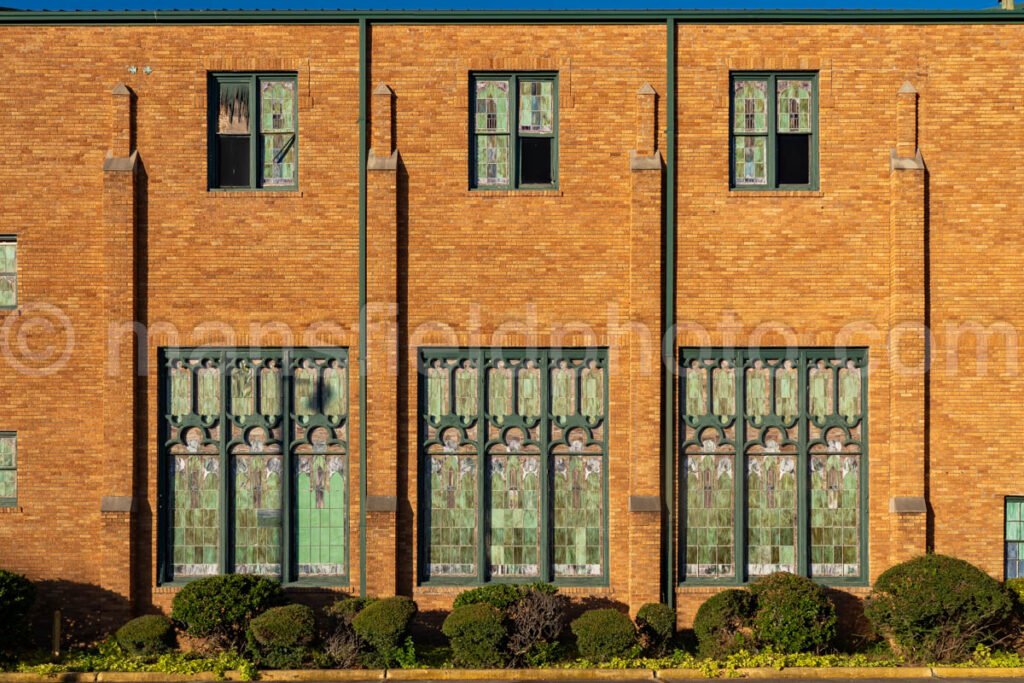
453,584 -> 525,611
171,574 -> 285,650
865,554 -> 1015,664
247,604 -> 317,669
1006,578 -> 1024,608
636,603 -> 676,656
693,589 -> 755,659
326,597 -> 375,627
351,596 -> 417,667
442,603 -> 508,668
507,586 -> 568,666
0,570 -> 36,648
570,608 -> 638,662
749,572 -> 836,654
115,615 -> 176,656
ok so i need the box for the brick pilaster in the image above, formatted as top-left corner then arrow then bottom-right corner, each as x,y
627,83 -> 663,613
888,81 -> 928,564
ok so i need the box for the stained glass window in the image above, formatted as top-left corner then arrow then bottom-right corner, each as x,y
0,434 -> 16,508
471,74 -> 557,189
730,73 -> 817,190
420,348 -> 607,584
1007,498 -> 1024,579
0,238 -> 16,309
211,74 -> 298,190
161,348 -> 349,584
681,349 -> 867,583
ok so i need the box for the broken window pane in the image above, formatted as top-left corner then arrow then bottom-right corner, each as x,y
262,133 -> 296,186
218,82 -> 250,135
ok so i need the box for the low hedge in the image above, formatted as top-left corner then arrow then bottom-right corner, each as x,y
171,575 -> 284,650
693,589 -> 755,659
442,603 -> 507,668
115,615 -> 176,656
247,604 -> 317,668
570,608 -> 638,662
636,603 -> 676,656
750,572 -> 836,654
351,596 -> 417,667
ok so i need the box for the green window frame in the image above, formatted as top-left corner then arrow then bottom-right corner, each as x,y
730,72 -> 819,191
158,348 -> 349,585
470,73 -> 558,190
679,348 -> 868,586
419,347 -> 608,586
1006,497 -> 1024,579
0,433 -> 16,508
0,236 -> 16,309
208,73 -> 298,191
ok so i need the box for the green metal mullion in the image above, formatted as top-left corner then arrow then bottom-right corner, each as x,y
767,74 -> 777,189
510,74 -> 519,189
248,75 -> 258,189
540,348 -> 552,583
358,16 -> 369,598
282,349 -> 293,583
859,353 -> 869,582
662,16 -> 677,605
735,350 -> 747,582
797,349 -> 809,577
219,350 -> 231,574
477,349 -> 487,584
811,76 -> 820,190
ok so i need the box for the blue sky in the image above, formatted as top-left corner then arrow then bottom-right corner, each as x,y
4,0 -> 1001,15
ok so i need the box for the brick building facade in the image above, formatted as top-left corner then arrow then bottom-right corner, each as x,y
0,7 -> 1022,631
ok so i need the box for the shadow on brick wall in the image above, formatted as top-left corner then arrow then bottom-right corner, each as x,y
29,580 -> 132,649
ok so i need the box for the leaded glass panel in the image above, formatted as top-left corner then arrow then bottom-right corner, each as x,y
777,80 -> 812,133
261,81 -> 295,133
684,450 -> 735,578
262,134 -> 296,187
1007,498 -> 1024,579
489,453 -> 541,577
0,240 -> 16,308
234,455 -> 282,576
476,135 -> 509,188
810,450 -> 860,577
296,454 -> 347,577
171,453 -> 221,577
519,80 -> 553,134
734,136 -> 767,186
428,454 -> 478,577
747,454 -> 797,576
733,80 -> 768,134
0,434 -> 16,508
475,80 -> 510,133
553,454 -> 603,577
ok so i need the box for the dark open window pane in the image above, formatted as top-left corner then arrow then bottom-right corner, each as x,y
776,134 -> 809,185
520,137 -> 552,185
218,136 -> 251,187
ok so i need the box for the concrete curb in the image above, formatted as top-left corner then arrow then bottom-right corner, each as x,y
726,668 -> 933,679
385,670 -> 654,680
930,667 -> 1024,678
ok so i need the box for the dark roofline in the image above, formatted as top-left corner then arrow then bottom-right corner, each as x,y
0,7 -> 1021,24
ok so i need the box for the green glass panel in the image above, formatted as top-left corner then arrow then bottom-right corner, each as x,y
838,363 -> 862,424
684,454 -> 735,578
231,363 -> 255,418
262,133 -> 296,186
810,453 -> 860,577
296,454 -> 347,577
0,244 -> 15,274
518,80 -> 553,134
0,471 -> 16,505
455,365 -> 477,419
553,455 -> 604,577
427,455 -> 477,577
427,364 -> 449,421
517,364 -> 541,419
551,364 -> 576,421
295,365 -> 319,416
475,80 -> 510,133
322,364 -> 348,418
581,365 -> 604,422
733,80 -> 767,134
747,454 -> 797,576
0,275 -> 15,308
0,436 -> 16,468
261,365 -> 281,417
197,366 -> 221,418
172,455 -> 220,576
746,363 -> 770,424
808,363 -> 834,422
685,364 -> 707,417
734,136 -> 767,186
488,364 -> 512,424
712,362 -> 736,421
777,80 -> 812,134
775,362 -> 798,422
260,80 -> 295,133
233,455 -> 282,576
218,81 -> 250,135
476,135 -> 509,187
170,365 -> 192,418
489,454 -> 541,577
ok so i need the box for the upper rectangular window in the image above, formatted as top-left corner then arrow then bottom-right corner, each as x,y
0,433 -> 16,508
1007,498 -> 1024,579
471,74 -> 558,190
0,237 -> 16,309
731,73 -> 818,190
209,74 -> 298,190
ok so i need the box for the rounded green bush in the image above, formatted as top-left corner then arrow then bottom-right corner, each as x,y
170,574 -> 285,649
693,589 -> 755,659
865,554 -> 1014,664
749,572 -> 836,654
247,604 -> 317,669
326,597 -> 375,627
636,603 -> 676,656
570,608 -> 638,663
351,596 -> 417,667
0,570 -> 36,648
442,603 -> 508,668
453,584 -> 525,611
114,615 -> 176,656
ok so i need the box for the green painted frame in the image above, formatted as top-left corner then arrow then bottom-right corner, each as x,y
0,432 -> 16,508
0,234 -> 17,310
677,347 -> 869,587
207,73 -> 300,192
469,73 -> 559,191
157,347 -> 350,587
1004,496 -> 1024,580
729,72 -> 819,192
417,347 -> 609,587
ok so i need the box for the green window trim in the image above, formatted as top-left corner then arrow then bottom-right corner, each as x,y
1006,497 -> 1024,579
0,235 -> 16,310
0,433 -> 16,508
418,347 -> 608,587
208,73 -> 299,191
730,72 -> 819,191
470,72 -> 559,191
157,347 -> 349,586
679,347 -> 868,587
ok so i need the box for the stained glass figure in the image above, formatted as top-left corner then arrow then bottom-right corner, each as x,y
234,455 -> 282,576
838,360 -> 861,424
261,361 -> 281,417
489,454 -> 541,577
734,136 -> 767,186
519,80 -> 553,134
746,360 -> 770,425
231,362 -> 255,418
733,80 -> 768,134
295,361 -> 319,417
777,80 -> 812,134
747,455 -> 797,576
427,455 -> 477,576
686,361 -> 707,418
553,455 -> 603,577
323,362 -> 348,418
551,361 -> 575,422
428,361 -> 449,422
809,361 -> 832,422
489,361 -> 512,424
581,362 -> 604,422
684,454 -> 735,578
172,455 -> 220,576
455,362 -> 478,420
170,362 -> 193,418
218,82 -> 250,134
198,362 -> 221,419
810,453 -> 860,577
1007,499 -> 1024,579
713,361 -> 736,423
517,361 -> 541,419
297,454 -> 346,577
776,360 -> 798,422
